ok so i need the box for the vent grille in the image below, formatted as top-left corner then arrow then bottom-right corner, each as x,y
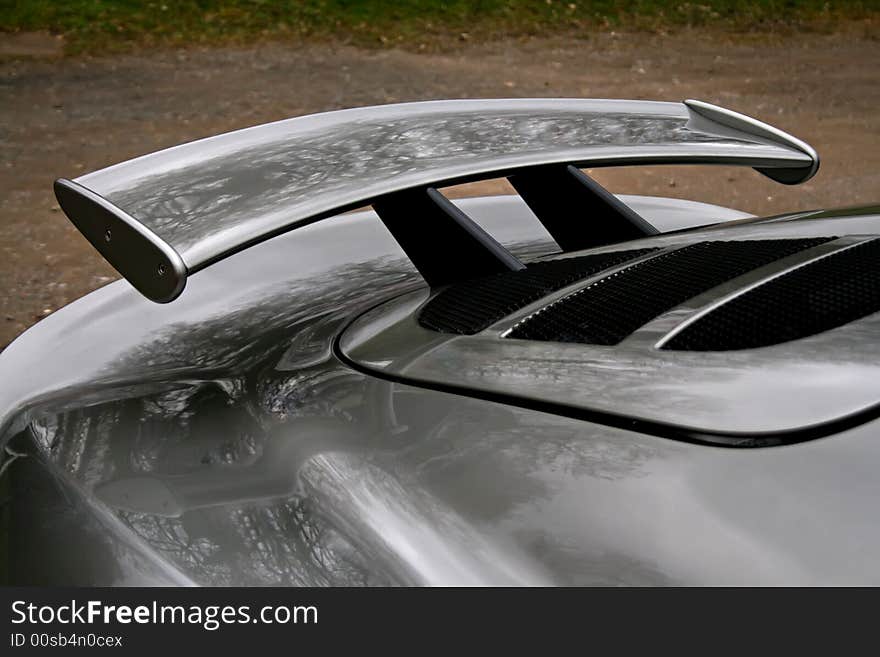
664,238 -> 880,351
508,238 -> 835,345
418,249 -> 656,335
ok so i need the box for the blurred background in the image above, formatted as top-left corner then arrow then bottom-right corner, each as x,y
1,0 -> 878,350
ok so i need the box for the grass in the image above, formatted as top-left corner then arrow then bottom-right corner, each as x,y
1,0 -> 879,55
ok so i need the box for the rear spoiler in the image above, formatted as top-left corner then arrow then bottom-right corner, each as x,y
54,98 -> 819,302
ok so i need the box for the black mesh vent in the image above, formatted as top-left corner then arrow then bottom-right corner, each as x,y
664,238 -> 880,351
418,249 -> 656,334
508,238 -> 835,345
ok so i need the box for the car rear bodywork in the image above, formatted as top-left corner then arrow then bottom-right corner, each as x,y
2,99 -> 878,585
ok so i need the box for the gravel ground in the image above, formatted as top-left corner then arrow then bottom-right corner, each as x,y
1,30 -> 878,348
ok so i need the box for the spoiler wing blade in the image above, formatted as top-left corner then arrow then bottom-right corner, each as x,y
55,98 -> 819,302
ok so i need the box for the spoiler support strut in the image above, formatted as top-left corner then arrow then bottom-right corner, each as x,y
509,164 -> 659,251
373,187 -> 524,288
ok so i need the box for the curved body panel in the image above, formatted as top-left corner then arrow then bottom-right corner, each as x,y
4,195 -> 880,586
339,231 -> 880,442
0,193 -> 749,439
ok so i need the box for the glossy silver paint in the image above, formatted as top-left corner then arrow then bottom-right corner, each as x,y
0,194 -> 746,440
340,228 -> 880,440
684,99 -> 820,183
62,98 -> 816,301
3,194 -> 880,585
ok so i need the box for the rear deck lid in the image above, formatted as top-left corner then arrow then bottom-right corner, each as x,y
338,211 -> 880,447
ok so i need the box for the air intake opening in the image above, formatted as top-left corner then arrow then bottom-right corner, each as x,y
418,248 -> 656,335
507,238 -> 835,345
663,238 -> 880,351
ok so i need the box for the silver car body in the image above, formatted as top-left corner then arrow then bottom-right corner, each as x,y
2,99 -> 878,586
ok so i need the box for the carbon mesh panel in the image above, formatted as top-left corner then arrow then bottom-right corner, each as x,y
664,238 -> 880,351
418,249 -> 656,334
508,238 -> 834,344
